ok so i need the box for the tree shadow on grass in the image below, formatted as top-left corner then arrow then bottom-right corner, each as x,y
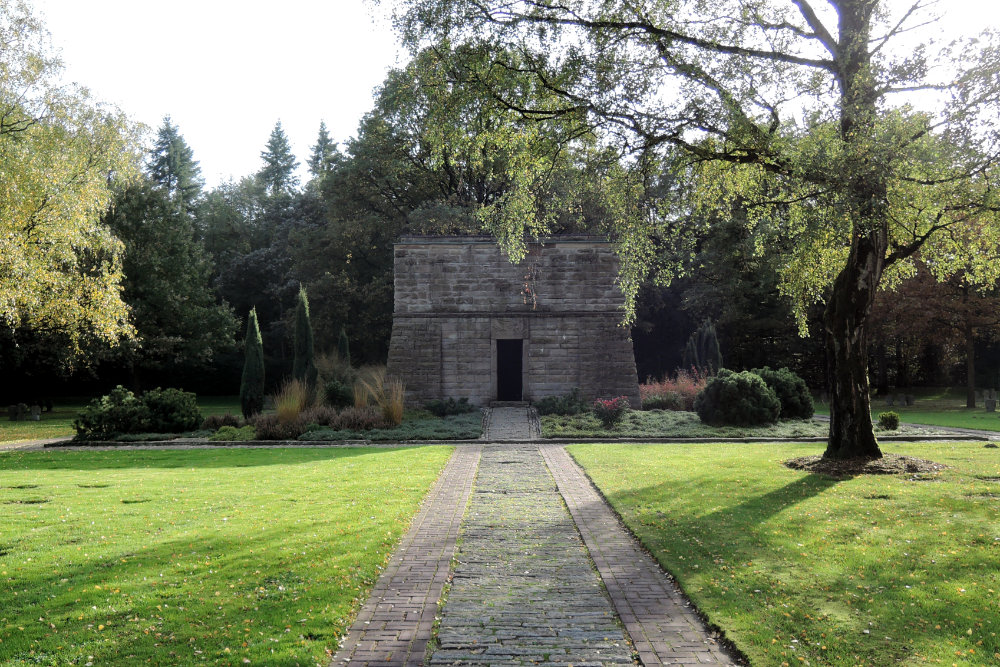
0,522 -> 397,666
591,467 -> 1000,664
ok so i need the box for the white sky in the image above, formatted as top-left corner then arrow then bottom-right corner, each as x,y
29,0 -> 1000,190
33,0 -> 404,188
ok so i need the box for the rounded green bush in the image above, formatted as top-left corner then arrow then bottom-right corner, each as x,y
878,411 -> 900,430
751,366 -> 814,420
142,387 -> 202,433
694,369 -> 781,426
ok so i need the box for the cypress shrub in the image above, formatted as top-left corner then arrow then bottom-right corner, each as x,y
694,369 -> 780,426
682,320 -> 723,375
751,366 -> 814,420
337,326 -> 351,366
240,308 -> 265,418
293,286 -> 318,392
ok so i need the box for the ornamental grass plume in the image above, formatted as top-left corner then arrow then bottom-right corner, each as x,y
273,378 -> 312,423
355,366 -> 406,426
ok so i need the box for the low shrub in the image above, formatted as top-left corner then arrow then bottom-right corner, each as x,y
592,396 -> 630,428
250,404 -> 392,441
142,387 -> 203,433
424,397 -> 477,417
333,406 -> 391,431
324,379 -> 354,408
641,391 -> 684,411
751,366 -> 814,420
534,388 -> 588,416
694,369 -> 780,426
639,370 -> 707,411
878,411 -> 901,430
300,405 -> 340,427
201,413 -> 242,430
302,412 -> 482,442
209,425 -> 257,441
250,414 -> 307,441
74,386 -> 202,440
74,386 -> 150,440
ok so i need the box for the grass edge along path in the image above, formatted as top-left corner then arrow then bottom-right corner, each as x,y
0,445 -> 453,666
569,441 -> 1000,667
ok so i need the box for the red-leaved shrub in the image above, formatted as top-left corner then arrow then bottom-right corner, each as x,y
639,369 -> 708,411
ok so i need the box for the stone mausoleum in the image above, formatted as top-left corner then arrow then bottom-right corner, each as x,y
386,236 -> 641,406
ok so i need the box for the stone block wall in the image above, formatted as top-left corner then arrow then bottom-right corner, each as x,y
386,236 -> 641,406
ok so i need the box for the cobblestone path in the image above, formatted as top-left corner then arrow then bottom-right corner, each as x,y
481,406 -> 540,441
428,445 -> 634,666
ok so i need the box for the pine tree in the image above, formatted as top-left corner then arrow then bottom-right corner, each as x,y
307,121 -> 339,178
259,120 -> 299,195
338,326 -> 351,366
240,308 -> 265,418
148,116 -> 203,211
293,286 -> 318,391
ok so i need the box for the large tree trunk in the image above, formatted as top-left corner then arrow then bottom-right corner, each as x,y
823,235 -> 883,460
823,0 -> 886,460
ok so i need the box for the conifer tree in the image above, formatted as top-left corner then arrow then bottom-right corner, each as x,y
307,121 -> 339,178
148,116 -> 203,211
240,308 -> 265,418
259,120 -> 299,195
293,286 -> 318,391
337,326 -> 351,367
682,320 -> 722,375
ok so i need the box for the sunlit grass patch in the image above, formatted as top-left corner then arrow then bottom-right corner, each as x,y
816,387 -> 1000,432
0,446 -> 452,665
570,441 -> 1000,666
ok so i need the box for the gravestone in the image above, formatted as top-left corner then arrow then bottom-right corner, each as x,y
30,405 -> 41,421
386,235 -> 641,406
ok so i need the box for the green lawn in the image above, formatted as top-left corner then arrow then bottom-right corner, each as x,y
0,446 -> 452,666
0,397 -> 241,445
570,441 -> 1000,666
816,387 -> 1000,432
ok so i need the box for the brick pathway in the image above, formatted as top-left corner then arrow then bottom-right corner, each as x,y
541,445 -> 734,666
428,444 -> 634,666
331,445 -> 482,667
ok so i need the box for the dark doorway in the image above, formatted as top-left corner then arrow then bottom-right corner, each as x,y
496,339 -> 523,401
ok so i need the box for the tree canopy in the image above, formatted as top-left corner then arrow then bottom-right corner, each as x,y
0,0 -> 143,356
393,0 -> 1000,458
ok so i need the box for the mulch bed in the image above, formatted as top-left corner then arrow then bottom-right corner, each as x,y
785,453 -> 948,478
